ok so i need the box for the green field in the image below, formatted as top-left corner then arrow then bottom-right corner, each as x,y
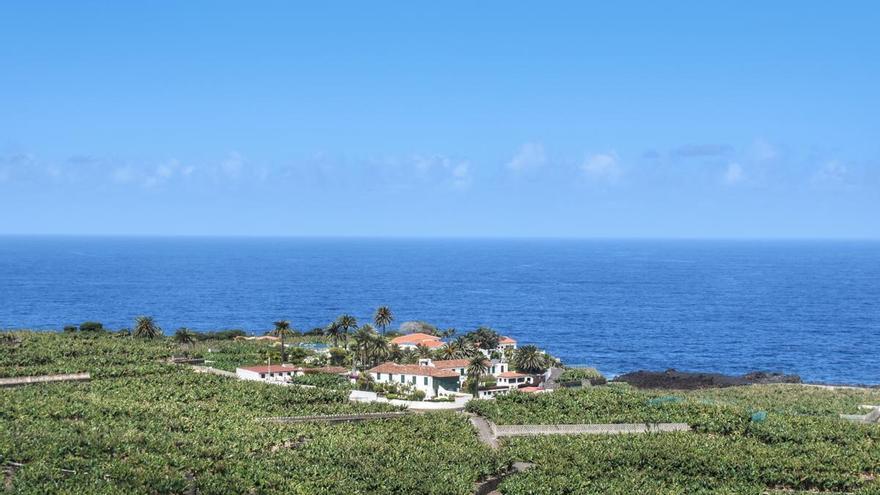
2,331 -> 878,494
0,332 -> 497,494
468,385 -> 880,494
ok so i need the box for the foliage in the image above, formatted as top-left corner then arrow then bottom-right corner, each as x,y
78,321 -> 105,333
469,384 -> 880,494
373,305 -> 394,335
558,367 -> 606,384
290,372 -> 352,390
0,331 -> 498,494
133,316 -> 162,339
513,344 -> 549,374
173,327 -> 196,348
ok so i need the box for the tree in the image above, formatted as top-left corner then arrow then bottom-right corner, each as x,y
443,336 -> 476,359
466,356 -> 489,398
440,328 -> 456,339
469,326 -> 500,351
79,321 -> 104,334
173,327 -> 196,350
335,315 -> 358,346
415,343 -> 434,359
325,322 -> 343,347
133,316 -> 161,339
513,344 -> 548,374
373,306 -> 394,335
352,324 -> 378,369
271,320 -> 294,363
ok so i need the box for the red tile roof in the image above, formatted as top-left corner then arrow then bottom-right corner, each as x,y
519,386 -> 542,392
499,371 -> 529,378
390,333 -> 441,345
238,364 -> 301,374
368,362 -> 459,378
432,358 -> 489,369
418,340 -> 445,348
499,336 -> 517,344
303,366 -> 348,375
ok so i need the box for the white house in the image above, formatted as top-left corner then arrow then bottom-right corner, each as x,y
367,361 -> 461,399
496,370 -> 532,388
431,358 -> 510,384
236,364 -> 350,383
235,364 -> 301,382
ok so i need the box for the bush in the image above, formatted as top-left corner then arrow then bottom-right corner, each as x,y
558,367 -> 606,385
290,373 -> 351,390
62,325 -> 78,333
79,321 -> 105,333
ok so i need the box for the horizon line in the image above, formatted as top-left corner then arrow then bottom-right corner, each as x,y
0,233 -> 878,242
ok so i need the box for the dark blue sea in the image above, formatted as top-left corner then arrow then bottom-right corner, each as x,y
1,237 -> 878,385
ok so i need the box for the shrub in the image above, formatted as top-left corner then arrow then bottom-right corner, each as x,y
79,321 -> 105,333
558,367 -> 606,385
62,325 -> 78,333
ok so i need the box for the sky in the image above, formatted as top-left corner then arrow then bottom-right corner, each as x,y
1,1 -> 878,238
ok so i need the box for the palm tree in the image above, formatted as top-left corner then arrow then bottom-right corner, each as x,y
352,324 -> 377,368
513,344 -> 548,374
470,326 -> 500,351
173,327 -> 196,350
466,356 -> 489,398
133,316 -> 161,339
325,321 -> 343,347
444,336 -> 476,359
335,315 -> 358,346
387,344 -> 403,363
415,343 -> 433,359
271,320 -> 293,363
368,333 -> 389,367
373,306 -> 394,335
440,328 -> 456,339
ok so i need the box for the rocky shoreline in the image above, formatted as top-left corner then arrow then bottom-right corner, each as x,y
612,369 -> 802,390
611,368 -> 880,390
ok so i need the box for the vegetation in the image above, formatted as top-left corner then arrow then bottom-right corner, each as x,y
558,367 -> 606,384
289,372 -> 352,390
512,344 -> 549,374
465,384 -> 880,494
133,315 -> 162,339
373,305 -> 394,335
0,331 -> 498,494
4,330 -> 878,494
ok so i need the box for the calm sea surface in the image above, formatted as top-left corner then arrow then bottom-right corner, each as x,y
1,237 -> 878,384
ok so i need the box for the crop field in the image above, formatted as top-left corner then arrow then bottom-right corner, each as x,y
0,332 -> 498,494
3,331 -> 879,494
468,385 -> 880,494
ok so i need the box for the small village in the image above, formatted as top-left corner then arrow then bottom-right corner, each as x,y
231,320 -> 563,407
208,307 -> 589,407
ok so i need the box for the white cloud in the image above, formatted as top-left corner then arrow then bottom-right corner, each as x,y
221,152 -> 244,179
506,142 -> 546,171
412,154 -> 472,190
750,138 -> 779,162
812,160 -> 847,186
723,162 -> 744,185
112,165 -> 136,184
581,152 -> 621,181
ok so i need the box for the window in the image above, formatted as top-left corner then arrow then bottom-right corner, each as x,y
260,374 -> 265,379
491,366 -> 496,374
411,376 -> 416,384
423,377 -> 428,385
400,374 -> 405,383
460,369 -> 464,376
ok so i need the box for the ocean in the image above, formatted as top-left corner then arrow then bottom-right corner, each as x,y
0,236 -> 877,384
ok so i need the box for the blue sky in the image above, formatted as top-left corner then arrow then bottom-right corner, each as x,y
1,1 -> 878,238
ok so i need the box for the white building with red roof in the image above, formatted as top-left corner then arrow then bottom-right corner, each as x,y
236,364 -> 301,382
389,332 -> 445,350
367,359 -> 462,398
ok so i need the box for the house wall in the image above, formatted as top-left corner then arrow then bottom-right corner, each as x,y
236,369 -> 263,381
370,372 -> 437,398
